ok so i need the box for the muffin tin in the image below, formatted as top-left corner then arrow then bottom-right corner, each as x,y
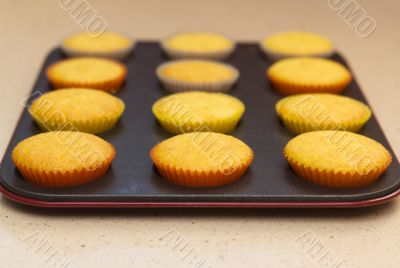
1,42 -> 399,208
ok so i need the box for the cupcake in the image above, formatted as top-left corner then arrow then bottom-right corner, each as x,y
284,131 -> 392,188
61,31 -> 135,60
276,94 -> 371,134
152,91 -> 245,134
150,132 -> 254,187
157,59 -> 239,92
29,88 -> 125,134
12,131 -> 115,187
47,57 -> 127,93
162,32 -> 235,60
267,57 -> 352,95
260,32 -> 334,60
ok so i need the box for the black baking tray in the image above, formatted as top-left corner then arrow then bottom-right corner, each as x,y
0,42 -> 399,207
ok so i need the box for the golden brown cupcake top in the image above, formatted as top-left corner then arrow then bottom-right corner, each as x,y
12,131 -> 115,173
267,57 -> 352,95
47,57 -> 127,92
276,93 -> 371,133
261,32 -> 333,57
284,131 -> 391,175
29,88 -> 125,133
63,32 -> 133,53
268,57 -> 350,86
151,132 -> 253,173
164,32 -> 233,53
48,58 -> 125,83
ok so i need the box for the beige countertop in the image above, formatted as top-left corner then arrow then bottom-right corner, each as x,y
1,0 -> 400,267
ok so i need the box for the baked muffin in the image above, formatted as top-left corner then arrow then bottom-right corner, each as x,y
260,32 -> 334,60
12,131 -> 115,187
276,94 -> 371,134
61,31 -> 134,60
162,32 -> 235,60
284,131 -> 392,188
152,91 -> 245,134
29,88 -> 125,134
267,57 -> 352,95
150,132 -> 254,187
47,57 -> 127,93
157,59 -> 239,92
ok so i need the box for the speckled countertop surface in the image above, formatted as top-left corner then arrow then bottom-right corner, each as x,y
1,0 -> 400,267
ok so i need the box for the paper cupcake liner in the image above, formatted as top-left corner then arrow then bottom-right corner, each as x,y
31,112 -> 124,134
61,41 -> 135,61
161,40 -> 236,60
284,150 -> 392,188
153,112 -> 243,134
268,72 -> 351,95
150,148 -> 253,187
12,149 -> 115,188
259,43 -> 335,61
156,61 -> 239,93
278,116 -> 369,134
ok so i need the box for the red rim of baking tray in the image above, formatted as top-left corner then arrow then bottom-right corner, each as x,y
1,184 -> 399,208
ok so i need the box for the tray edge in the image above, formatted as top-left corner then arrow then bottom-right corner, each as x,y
1,183 -> 399,208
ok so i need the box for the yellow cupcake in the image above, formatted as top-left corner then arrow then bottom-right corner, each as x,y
61,31 -> 134,60
284,131 -> 392,188
29,88 -> 125,134
260,32 -> 334,60
47,57 -> 127,93
157,60 -> 239,92
267,57 -> 352,95
150,132 -> 254,187
12,131 -> 115,187
162,32 -> 235,60
152,91 -> 245,134
276,94 -> 371,134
